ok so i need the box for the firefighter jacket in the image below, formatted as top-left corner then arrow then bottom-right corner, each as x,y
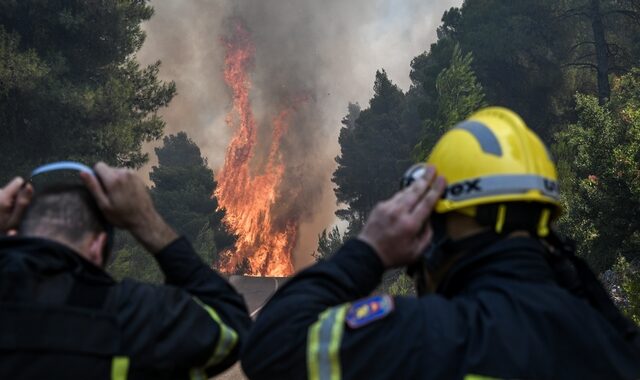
0,236 -> 251,379
242,237 -> 640,380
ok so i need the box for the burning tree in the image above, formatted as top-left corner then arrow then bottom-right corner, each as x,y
214,20 -> 301,276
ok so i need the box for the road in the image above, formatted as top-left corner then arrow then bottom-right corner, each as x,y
216,276 -> 285,380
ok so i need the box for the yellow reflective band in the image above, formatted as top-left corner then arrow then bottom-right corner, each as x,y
111,356 -> 129,380
495,204 -> 507,233
193,297 -> 239,368
189,368 -> 207,380
464,375 -> 501,380
307,304 -> 349,380
537,208 -> 551,237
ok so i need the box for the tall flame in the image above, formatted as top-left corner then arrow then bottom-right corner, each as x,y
215,20 -> 297,276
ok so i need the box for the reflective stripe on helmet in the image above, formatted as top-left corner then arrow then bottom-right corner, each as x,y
31,161 -> 95,177
443,174 -> 559,203
307,304 -> 349,380
428,107 -> 561,216
455,121 -> 503,156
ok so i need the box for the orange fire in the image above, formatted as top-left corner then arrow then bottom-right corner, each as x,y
214,20 -> 297,276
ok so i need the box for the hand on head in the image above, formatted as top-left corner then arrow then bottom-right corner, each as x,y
0,177 -> 33,234
80,163 -> 158,231
81,162 -> 177,253
358,165 -> 446,269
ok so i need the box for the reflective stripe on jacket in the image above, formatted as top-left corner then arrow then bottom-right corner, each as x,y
243,238 -> 640,380
0,236 -> 251,379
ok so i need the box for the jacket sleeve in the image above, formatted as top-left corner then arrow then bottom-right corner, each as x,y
117,237 -> 251,377
241,239 -> 452,379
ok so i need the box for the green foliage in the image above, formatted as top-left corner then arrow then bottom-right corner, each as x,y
387,272 -> 415,296
410,1 -> 569,142
331,2 -> 640,287
1,1 -> 177,282
0,1 -> 175,182
193,223 -> 218,266
457,0 -> 569,137
333,71 -> 415,232
109,223 -> 224,284
409,34 -> 456,125
434,45 -> 486,132
560,0 -> 640,102
0,28 -> 47,97
555,70 -> 640,271
313,226 -> 344,261
611,256 -> 640,325
326,3 -> 640,285
150,132 -> 235,262
414,44 -> 486,160
375,269 -> 416,296
108,231 -> 163,283
109,133 -> 233,282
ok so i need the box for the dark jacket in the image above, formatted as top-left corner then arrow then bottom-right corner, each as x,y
0,236 -> 251,379
242,237 -> 640,380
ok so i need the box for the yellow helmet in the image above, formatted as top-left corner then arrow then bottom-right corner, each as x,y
426,107 -> 560,236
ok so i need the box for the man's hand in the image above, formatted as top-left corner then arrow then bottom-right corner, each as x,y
358,165 -> 446,269
81,162 -> 178,253
0,177 -> 33,234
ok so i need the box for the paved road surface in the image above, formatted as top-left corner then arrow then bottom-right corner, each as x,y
216,276 -> 286,380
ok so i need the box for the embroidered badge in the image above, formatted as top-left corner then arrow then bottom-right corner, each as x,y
345,295 -> 394,329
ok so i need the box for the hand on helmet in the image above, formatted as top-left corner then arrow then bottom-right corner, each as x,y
358,165 -> 446,269
0,177 -> 33,234
81,162 -> 177,253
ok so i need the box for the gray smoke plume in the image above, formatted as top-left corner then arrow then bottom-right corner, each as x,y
138,0 -> 462,270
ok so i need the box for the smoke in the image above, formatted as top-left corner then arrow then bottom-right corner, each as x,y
138,0 -> 462,271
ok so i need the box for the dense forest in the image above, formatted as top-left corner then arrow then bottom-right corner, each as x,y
0,1 -> 231,280
319,0 -> 640,320
0,1 -> 638,322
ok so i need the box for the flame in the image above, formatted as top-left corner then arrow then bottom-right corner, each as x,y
214,20 -> 297,276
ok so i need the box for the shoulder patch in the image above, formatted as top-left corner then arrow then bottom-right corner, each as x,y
345,295 -> 394,329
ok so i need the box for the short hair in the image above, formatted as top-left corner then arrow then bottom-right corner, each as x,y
19,184 -> 107,243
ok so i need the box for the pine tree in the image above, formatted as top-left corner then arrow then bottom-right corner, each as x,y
554,69 -> 640,271
333,71 -> 413,233
312,226 -> 344,261
109,132 -> 234,282
0,1 -> 175,182
414,44 -> 486,160
150,132 -> 235,262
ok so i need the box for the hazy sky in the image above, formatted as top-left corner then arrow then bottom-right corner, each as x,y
138,0 -> 462,268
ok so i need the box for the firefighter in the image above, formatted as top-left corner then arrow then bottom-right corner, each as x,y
241,107 -> 640,379
0,162 -> 251,379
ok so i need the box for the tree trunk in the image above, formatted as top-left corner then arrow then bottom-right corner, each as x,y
589,0 -> 611,104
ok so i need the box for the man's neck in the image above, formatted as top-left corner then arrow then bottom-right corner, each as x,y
21,231 -> 91,262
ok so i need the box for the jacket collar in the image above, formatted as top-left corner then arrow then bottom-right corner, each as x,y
0,236 -> 114,284
437,237 -> 555,297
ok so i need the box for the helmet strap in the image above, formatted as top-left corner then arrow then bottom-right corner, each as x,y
408,214 -> 502,296
475,203 -> 552,238
409,204 -> 555,297
407,215 -> 448,296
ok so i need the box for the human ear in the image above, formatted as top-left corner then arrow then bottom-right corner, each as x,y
88,232 -> 108,267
